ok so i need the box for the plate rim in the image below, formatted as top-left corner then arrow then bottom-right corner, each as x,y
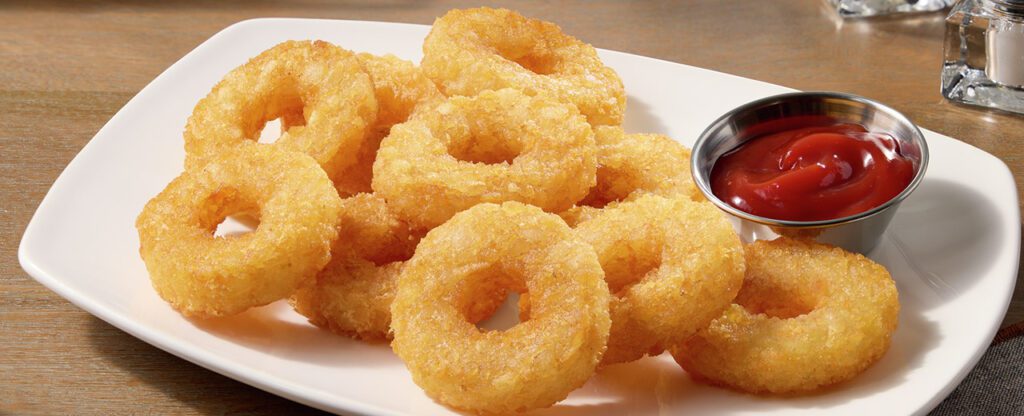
17,16 -> 1022,416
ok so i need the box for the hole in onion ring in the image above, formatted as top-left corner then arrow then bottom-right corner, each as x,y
256,118 -> 286,145
509,54 -> 557,75
604,244 -> 662,294
453,264 -> 527,331
198,188 -> 261,239
257,93 -> 306,145
578,185 -> 633,210
364,235 -> 418,267
446,131 -> 523,165
579,195 -> 620,210
257,113 -> 306,145
734,277 -> 821,319
213,215 -> 260,238
495,45 -> 558,75
610,265 -> 663,297
474,292 -> 523,332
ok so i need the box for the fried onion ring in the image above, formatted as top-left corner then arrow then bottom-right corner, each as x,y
184,40 -> 377,181
560,126 -> 700,227
136,144 -> 342,318
372,88 -> 597,229
290,193 -> 508,339
547,195 -> 744,365
390,202 -> 610,413
289,194 -> 421,339
422,7 -> 626,125
670,237 -> 900,394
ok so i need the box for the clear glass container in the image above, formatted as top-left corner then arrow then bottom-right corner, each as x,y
831,0 -> 955,18
942,0 -> 1024,113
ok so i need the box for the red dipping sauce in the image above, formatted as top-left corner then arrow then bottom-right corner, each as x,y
710,122 -> 916,222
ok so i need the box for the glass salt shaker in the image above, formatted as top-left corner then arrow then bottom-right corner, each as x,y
831,0 -> 955,18
943,0 -> 1024,113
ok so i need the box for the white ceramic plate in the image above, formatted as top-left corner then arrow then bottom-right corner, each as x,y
19,18 -> 1020,416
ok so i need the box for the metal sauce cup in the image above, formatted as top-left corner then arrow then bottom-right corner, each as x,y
691,92 -> 929,254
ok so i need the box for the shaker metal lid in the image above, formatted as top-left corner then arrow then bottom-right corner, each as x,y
992,0 -> 1024,13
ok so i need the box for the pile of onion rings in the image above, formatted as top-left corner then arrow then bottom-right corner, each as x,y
136,7 -> 902,413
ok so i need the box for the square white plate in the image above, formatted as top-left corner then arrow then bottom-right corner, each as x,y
19,18 -> 1020,416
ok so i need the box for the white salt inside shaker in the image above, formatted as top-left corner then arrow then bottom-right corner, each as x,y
987,4 -> 1024,87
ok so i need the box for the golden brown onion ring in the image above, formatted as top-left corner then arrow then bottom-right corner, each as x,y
290,193 -> 507,339
184,40 -> 377,181
560,126 -> 700,227
390,202 -> 610,413
289,194 -> 422,340
372,88 -> 597,229
422,7 -> 626,125
136,144 -> 342,318
557,195 -> 744,365
671,237 -> 900,394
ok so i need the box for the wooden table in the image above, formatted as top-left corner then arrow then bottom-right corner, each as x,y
2,1 -> 1021,414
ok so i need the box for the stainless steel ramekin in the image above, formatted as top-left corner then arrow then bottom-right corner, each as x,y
691,92 -> 929,254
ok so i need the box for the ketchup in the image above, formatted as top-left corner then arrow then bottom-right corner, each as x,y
710,122 -> 915,222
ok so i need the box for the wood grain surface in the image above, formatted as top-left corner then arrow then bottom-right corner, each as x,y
2,0 -> 1022,414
